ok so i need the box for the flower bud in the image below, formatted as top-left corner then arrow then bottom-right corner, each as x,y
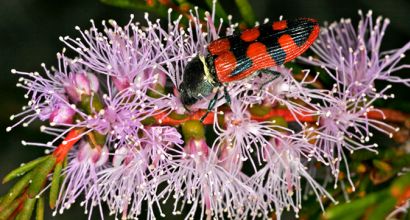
173,88 -> 187,114
49,103 -> 76,124
76,141 -> 109,166
65,71 -> 99,102
218,144 -> 242,172
143,68 -> 167,88
76,141 -> 92,162
113,77 -> 130,91
249,104 -> 271,117
91,146 -> 109,167
181,120 -> 205,142
112,147 -> 129,167
185,138 -> 209,158
144,68 -> 167,98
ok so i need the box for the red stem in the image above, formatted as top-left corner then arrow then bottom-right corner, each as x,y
154,108 -> 408,126
49,108 -> 408,159
367,108 -> 409,123
154,108 -> 316,126
52,129 -> 83,163
8,191 -> 28,220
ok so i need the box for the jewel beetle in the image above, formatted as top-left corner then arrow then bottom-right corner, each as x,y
178,18 -> 320,121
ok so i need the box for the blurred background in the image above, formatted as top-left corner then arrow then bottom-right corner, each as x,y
0,0 -> 409,219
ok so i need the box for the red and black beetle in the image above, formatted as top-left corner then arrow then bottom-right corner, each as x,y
178,18 -> 320,121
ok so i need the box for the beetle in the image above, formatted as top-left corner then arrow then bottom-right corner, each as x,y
178,18 -> 320,121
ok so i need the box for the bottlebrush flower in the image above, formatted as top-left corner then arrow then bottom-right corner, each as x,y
7,53 -> 85,132
213,98 -> 290,171
98,147 -> 159,219
315,78 -> 398,188
299,10 -> 408,189
252,136 -> 334,219
59,17 -> 162,91
300,10 -> 410,96
55,141 -> 109,217
5,1 -> 409,219
91,76 -> 162,148
160,138 -> 263,219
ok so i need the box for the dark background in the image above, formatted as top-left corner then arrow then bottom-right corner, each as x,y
0,0 -> 409,219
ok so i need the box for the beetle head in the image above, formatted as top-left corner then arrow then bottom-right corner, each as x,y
179,56 -> 215,107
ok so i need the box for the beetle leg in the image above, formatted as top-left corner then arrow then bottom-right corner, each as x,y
259,69 -> 281,90
223,86 -> 231,105
200,90 -> 220,122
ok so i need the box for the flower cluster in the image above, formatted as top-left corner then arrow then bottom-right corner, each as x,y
3,3 -> 409,220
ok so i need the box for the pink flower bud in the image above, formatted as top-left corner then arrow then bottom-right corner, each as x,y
185,139 -> 209,158
75,73 -> 91,94
112,147 -> 129,167
113,77 -> 130,91
76,142 -> 93,162
143,68 -> 167,88
91,146 -> 109,167
218,145 -> 242,172
49,104 -> 76,124
65,71 -> 99,102
173,88 -> 187,114
76,141 -> 109,166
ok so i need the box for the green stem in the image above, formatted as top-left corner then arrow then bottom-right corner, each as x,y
234,0 -> 256,26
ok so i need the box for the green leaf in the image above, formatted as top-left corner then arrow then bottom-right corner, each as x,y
205,0 -> 228,21
392,153 -> 410,167
16,197 -> 36,220
0,197 -> 20,220
100,0 -> 169,18
0,171 -> 34,211
350,149 -> 378,161
325,190 -> 388,220
28,156 -> 56,198
36,196 -> 44,220
49,162 -> 63,209
367,196 -> 396,220
234,0 -> 256,26
2,156 -> 49,184
100,0 -> 147,10
391,171 -> 410,192
372,160 -> 392,172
